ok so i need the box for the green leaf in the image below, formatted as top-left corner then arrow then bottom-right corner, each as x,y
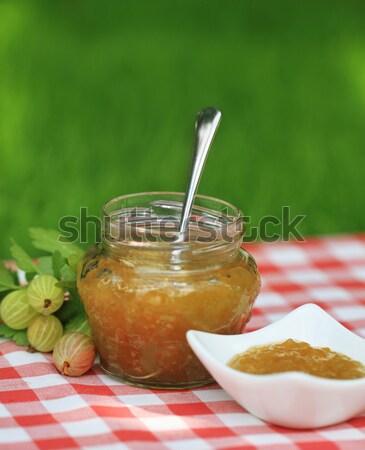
64,312 -> 92,337
37,253 -> 67,279
55,262 -> 78,290
52,251 -> 66,279
10,239 -> 41,274
25,272 -> 38,283
56,289 -> 85,324
0,323 -> 16,339
12,330 -> 29,347
0,262 -> 20,292
68,253 -> 82,273
56,279 -> 77,290
60,264 -> 77,282
0,323 -> 28,346
29,228 -> 84,259
37,257 -> 54,276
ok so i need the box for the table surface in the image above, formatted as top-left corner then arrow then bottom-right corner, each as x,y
1,234 -> 365,450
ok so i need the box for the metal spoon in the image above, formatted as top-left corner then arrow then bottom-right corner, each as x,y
179,107 -> 222,236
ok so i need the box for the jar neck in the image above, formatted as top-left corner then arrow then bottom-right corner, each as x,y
101,192 -> 245,271
101,236 -> 243,271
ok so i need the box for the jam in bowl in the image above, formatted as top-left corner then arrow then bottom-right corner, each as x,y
77,192 -> 261,389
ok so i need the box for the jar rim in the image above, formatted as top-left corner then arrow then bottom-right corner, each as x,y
103,191 -> 243,221
101,191 -> 244,257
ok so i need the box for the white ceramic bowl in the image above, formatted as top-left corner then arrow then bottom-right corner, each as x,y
187,303 -> 365,429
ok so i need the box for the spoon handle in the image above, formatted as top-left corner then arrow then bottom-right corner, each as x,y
179,107 -> 222,234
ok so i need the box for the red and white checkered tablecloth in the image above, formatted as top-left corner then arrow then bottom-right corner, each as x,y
1,234 -> 365,450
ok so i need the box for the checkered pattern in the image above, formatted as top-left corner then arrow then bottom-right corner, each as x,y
1,234 -> 365,450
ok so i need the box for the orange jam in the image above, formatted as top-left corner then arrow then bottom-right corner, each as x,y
77,192 -> 261,388
228,339 -> 365,379
78,245 -> 261,388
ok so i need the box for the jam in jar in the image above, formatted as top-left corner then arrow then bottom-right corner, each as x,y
77,192 -> 261,388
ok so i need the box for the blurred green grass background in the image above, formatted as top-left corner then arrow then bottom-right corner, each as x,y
1,0 -> 364,256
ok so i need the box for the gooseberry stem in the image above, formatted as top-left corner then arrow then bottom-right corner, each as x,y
62,361 -> 70,375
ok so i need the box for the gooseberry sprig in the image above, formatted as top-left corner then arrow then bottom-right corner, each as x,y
0,228 -> 95,376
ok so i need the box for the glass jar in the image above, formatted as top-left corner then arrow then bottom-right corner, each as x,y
77,192 -> 261,389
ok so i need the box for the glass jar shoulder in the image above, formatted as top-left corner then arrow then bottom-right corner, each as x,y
77,245 -> 260,296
